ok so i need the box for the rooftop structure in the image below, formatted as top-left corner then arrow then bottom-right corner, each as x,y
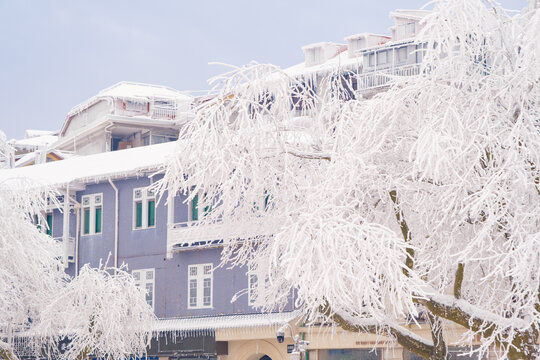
54,81 -> 194,156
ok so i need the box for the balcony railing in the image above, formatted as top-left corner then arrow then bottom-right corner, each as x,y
167,218 -> 270,254
151,106 -> 177,120
356,63 -> 421,92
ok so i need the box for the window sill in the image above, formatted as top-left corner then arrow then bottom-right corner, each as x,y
133,226 -> 157,231
188,306 -> 213,310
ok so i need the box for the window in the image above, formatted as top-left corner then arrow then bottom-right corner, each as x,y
377,51 -> 388,64
316,349 -> 381,360
188,192 -> 213,221
397,47 -> 408,63
188,264 -> 213,309
46,212 -> 53,236
247,262 -> 269,306
133,187 -> 156,229
81,194 -> 102,235
123,100 -> 148,113
368,53 -> 376,67
34,213 -> 53,236
133,268 -> 155,309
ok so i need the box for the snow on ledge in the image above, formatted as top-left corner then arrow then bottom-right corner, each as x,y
0,142 -> 178,188
154,311 -> 299,334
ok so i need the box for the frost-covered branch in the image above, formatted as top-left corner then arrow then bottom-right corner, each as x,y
160,0 -> 540,358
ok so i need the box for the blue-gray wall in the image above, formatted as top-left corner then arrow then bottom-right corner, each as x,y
55,175 -> 292,319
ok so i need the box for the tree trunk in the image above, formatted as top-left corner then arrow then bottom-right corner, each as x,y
0,345 -> 18,360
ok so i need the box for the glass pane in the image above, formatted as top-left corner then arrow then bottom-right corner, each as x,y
135,202 -> 142,228
203,278 -> 211,306
264,192 -> 270,210
377,51 -> 387,64
133,271 -> 141,281
189,266 -> 197,276
147,200 -> 155,227
318,349 -> 381,360
189,279 -> 197,307
203,265 -> 212,275
192,195 -> 199,221
46,213 -> 53,236
84,209 -> 90,234
249,274 -> 258,304
95,207 -> 102,233
145,283 -> 153,306
146,270 -> 154,280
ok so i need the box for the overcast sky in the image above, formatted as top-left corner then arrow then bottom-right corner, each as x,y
0,0 -> 527,139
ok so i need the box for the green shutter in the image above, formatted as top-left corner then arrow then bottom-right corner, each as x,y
84,209 -> 90,234
264,191 -> 270,211
95,207 -> 102,233
136,202 -> 143,228
148,200 -> 155,227
46,213 -> 53,236
192,195 -> 199,221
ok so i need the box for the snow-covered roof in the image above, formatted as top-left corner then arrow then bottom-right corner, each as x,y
389,9 -> 431,21
301,41 -> 345,51
24,129 -> 58,139
344,33 -> 390,41
66,81 -> 193,117
0,142 -> 177,187
9,135 -> 59,150
286,48 -> 358,77
14,149 -> 72,168
154,311 -> 299,334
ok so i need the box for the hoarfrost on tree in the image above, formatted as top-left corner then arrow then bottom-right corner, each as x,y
0,133 -> 155,360
159,0 -> 539,359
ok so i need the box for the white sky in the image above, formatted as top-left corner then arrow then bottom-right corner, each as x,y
0,0 -> 527,139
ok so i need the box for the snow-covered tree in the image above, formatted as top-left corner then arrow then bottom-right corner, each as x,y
0,135 -> 155,360
0,131 -> 14,169
0,180 -> 65,360
34,263 -> 155,360
160,1 -> 539,359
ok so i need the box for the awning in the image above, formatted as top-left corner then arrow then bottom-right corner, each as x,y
154,311 -> 300,334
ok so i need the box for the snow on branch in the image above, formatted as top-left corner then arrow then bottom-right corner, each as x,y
160,0 -> 539,357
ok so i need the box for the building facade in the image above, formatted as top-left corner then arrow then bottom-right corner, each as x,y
1,7 -> 489,360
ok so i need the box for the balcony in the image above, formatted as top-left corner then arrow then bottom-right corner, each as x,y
167,221 -> 226,252
151,106 -> 178,120
356,63 -> 421,92
166,219 -> 270,256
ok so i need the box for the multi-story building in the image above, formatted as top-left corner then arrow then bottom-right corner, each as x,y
53,81 -> 193,156
1,7 -> 485,360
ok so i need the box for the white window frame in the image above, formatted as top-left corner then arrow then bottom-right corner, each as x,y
187,263 -> 213,309
248,263 -> 269,307
81,193 -> 103,236
133,268 -> 155,310
133,187 -> 156,230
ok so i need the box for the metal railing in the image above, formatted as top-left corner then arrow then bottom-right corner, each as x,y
151,106 -> 177,120
357,63 -> 421,92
